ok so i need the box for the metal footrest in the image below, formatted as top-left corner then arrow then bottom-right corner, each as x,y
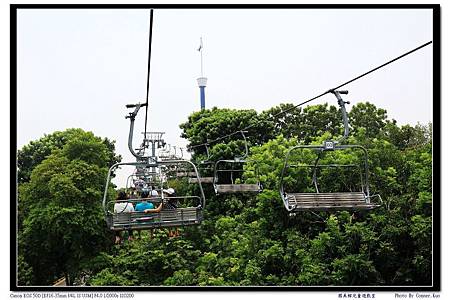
286,192 -> 379,211
215,184 -> 261,194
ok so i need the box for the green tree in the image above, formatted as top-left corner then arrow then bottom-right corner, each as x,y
349,102 -> 388,138
18,129 -> 117,285
17,128 -> 121,184
180,107 -> 262,148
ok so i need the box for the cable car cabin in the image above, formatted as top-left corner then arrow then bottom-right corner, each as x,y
213,158 -> 262,194
102,159 -> 206,231
279,141 -> 381,212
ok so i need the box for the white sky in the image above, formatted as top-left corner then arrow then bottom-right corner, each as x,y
17,8 -> 433,187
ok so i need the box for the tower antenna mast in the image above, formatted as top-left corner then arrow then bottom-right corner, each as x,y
197,37 -> 208,110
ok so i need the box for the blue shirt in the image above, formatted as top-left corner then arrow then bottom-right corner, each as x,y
135,201 -> 154,212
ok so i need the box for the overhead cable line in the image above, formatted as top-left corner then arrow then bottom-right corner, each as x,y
188,40 -> 432,150
144,9 -> 154,136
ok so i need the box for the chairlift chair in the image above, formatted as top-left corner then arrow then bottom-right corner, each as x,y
102,102 -> 206,231
279,90 -> 382,212
126,161 -> 161,192
188,145 -> 215,184
161,146 -> 194,178
158,144 -> 172,160
189,160 -> 215,184
103,160 -> 206,231
213,131 -> 262,194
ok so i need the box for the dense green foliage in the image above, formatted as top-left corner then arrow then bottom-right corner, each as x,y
18,128 -> 121,184
17,103 -> 433,287
17,129 -> 119,285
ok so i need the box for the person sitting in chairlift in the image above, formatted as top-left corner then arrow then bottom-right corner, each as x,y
134,178 -> 146,192
113,191 -> 135,244
150,186 -> 159,198
163,188 -> 180,237
163,188 -> 177,209
135,189 -> 162,213
133,189 -> 162,240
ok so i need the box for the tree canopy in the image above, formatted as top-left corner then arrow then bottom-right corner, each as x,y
18,129 -> 119,285
17,128 -> 121,184
17,102 -> 433,287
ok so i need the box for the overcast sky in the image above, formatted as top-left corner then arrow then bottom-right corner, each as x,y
17,8 -> 433,187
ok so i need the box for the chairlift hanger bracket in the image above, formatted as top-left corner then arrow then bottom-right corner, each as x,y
125,103 -> 147,121
329,90 -> 350,140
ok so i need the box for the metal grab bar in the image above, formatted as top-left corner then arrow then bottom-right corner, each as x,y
107,196 -> 202,215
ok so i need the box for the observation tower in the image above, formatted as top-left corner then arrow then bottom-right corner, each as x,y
197,37 -> 207,110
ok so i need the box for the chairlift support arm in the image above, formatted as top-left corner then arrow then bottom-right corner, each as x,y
125,103 -> 157,163
329,90 -> 350,140
237,131 -> 249,160
202,144 -> 211,163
